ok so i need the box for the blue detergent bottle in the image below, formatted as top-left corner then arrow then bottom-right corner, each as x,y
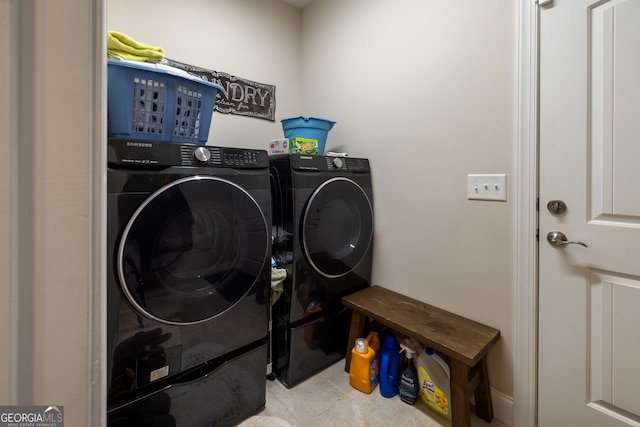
379,333 -> 400,397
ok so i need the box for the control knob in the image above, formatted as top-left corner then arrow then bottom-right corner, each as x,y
194,146 -> 211,163
332,157 -> 343,169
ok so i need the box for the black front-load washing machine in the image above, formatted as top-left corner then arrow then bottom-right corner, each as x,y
269,154 -> 374,386
106,139 -> 270,426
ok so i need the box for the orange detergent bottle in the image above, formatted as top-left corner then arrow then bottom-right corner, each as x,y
366,328 -> 381,388
349,338 -> 379,393
365,327 -> 381,355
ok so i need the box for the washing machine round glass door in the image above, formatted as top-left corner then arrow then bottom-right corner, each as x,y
117,176 -> 268,325
302,177 -> 373,278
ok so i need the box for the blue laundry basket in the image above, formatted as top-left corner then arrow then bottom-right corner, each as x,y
108,60 -> 223,144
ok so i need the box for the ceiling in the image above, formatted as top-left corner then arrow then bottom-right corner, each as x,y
281,0 -> 314,9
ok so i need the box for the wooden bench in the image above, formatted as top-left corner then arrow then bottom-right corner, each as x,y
341,285 -> 500,427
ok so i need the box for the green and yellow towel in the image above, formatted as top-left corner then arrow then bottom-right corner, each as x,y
107,31 -> 165,62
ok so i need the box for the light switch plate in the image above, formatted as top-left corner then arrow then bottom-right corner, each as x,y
467,174 -> 507,201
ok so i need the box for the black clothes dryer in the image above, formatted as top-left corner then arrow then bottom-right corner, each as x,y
269,154 -> 374,386
107,139 -> 270,426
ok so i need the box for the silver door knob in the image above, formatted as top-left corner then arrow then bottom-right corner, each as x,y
546,231 -> 588,248
547,200 -> 567,215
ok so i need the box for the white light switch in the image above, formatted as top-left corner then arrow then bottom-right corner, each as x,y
467,174 -> 507,201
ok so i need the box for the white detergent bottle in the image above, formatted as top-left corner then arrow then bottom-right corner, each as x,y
417,347 -> 451,421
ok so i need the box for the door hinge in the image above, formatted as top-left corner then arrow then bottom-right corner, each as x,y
536,229 -> 539,241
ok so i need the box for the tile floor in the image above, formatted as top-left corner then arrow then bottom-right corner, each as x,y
238,360 -> 508,427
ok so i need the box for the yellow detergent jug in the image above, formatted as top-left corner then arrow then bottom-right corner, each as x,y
349,338 -> 378,394
417,347 -> 451,421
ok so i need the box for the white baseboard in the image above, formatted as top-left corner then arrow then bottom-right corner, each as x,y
471,387 -> 513,426
490,388 -> 514,426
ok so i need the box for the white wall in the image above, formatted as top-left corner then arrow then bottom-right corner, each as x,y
0,0 -> 12,404
300,0 -> 516,401
2,0 -> 105,425
108,0 -> 303,149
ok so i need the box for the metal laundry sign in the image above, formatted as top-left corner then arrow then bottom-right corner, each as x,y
164,58 -> 276,122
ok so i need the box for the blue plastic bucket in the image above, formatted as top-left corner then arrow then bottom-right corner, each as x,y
281,116 -> 336,155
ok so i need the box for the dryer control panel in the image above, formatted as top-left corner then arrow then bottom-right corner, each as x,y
108,139 -> 268,168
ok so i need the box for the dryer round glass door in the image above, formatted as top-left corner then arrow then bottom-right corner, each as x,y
302,177 -> 373,278
117,176 -> 269,325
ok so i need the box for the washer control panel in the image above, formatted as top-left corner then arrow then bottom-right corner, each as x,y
325,156 -> 368,172
288,154 -> 370,172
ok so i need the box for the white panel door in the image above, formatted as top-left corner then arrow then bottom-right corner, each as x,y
539,0 -> 640,426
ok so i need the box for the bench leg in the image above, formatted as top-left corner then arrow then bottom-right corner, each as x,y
450,358 -> 471,427
473,356 -> 494,422
343,310 -> 367,372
